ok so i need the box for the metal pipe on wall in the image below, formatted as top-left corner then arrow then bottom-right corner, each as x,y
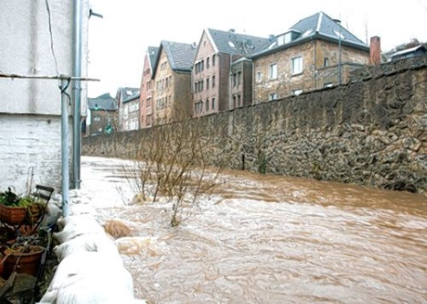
72,0 -> 82,189
60,79 -> 70,217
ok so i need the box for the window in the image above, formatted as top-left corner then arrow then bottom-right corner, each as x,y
146,114 -> 152,126
130,118 -> 138,130
284,32 -> 292,43
146,81 -> 151,90
212,98 -> 215,110
206,99 -> 210,111
129,102 -> 139,112
233,95 -> 236,107
292,89 -> 303,96
269,93 -> 278,101
206,78 -> 210,90
292,56 -> 303,74
207,57 -> 210,69
147,97 -> 152,108
324,57 -> 329,67
269,63 -> 277,79
212,54 -> 216,66
238,72 -> 242,86
256,71 -> 262,82
195,101 -> 203,114
195,81 -> 204,93
237,95 -> 241,107
233,74 -> 237,87
212,75 -> 216,88
161,61 -> 167,70
195,61 -> 204,74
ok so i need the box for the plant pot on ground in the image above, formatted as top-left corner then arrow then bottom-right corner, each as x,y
1,243 -> 45,279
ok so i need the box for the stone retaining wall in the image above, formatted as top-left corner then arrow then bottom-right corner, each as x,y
83,58 -> 427,194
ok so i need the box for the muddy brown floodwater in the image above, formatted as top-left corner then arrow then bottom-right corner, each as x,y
82,156 -> 427,304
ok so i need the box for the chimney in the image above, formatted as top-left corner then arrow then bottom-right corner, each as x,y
370,36 -> 381,66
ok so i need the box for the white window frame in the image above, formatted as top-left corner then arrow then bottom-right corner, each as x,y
291,56 -> 303,75
292,89 -> 303,96
268,93 -> 278,101
269,63 -> 277,79
256,71 -> 262,83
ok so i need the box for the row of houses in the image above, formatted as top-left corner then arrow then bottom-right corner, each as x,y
87,11 -> 426,135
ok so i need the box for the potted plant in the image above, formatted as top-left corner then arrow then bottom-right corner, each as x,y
0,234 -> 46,279
0,187 -> 46,226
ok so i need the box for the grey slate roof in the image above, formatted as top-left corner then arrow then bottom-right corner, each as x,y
388,44 -> 427,59
252,11 -> 369,58
88,93 -> 117,111
148,46 -> 159,72
122,91 -> 140,103
207,28 -> 270,56
116,87 -> 140,104
292,11 -> 366,47
154,40 -> 197,75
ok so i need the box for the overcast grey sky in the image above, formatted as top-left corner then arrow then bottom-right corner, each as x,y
87,0 -> 427,97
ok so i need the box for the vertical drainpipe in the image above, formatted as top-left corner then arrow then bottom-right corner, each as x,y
72,0 -> 82,189
229,54 -> 233,110
312,37 -> 317,89
61,79 -> 70,217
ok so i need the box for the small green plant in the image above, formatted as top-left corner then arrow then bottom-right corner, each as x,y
0,187 -> 20,206
0,188 -> 39,207
0,187 -> 39,207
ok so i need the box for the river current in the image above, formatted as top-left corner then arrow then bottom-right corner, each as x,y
81,156 -> 427,304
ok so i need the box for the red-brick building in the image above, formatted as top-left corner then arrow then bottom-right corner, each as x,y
139,46 -> 159,128
191,28 -> 269,117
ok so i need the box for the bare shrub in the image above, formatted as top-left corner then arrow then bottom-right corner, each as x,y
121,113 -> 224,227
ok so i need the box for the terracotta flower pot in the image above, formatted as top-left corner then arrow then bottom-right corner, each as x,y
0,204 -> 27,225
2,245 -> 45,279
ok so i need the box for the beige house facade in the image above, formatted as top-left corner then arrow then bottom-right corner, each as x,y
252,12 -> 370,103
152,41 -> 196,124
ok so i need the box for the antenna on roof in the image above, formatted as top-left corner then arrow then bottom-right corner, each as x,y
89,8 -> 103,19
364,15 -> 369,45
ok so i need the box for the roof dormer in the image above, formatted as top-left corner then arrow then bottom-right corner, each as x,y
278,30 -> 301,45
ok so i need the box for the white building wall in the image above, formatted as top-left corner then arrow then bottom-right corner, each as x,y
0,115 -> 71,195
0,0 -> 89,195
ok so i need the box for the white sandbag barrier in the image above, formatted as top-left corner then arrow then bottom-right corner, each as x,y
37,190 -> 147,304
